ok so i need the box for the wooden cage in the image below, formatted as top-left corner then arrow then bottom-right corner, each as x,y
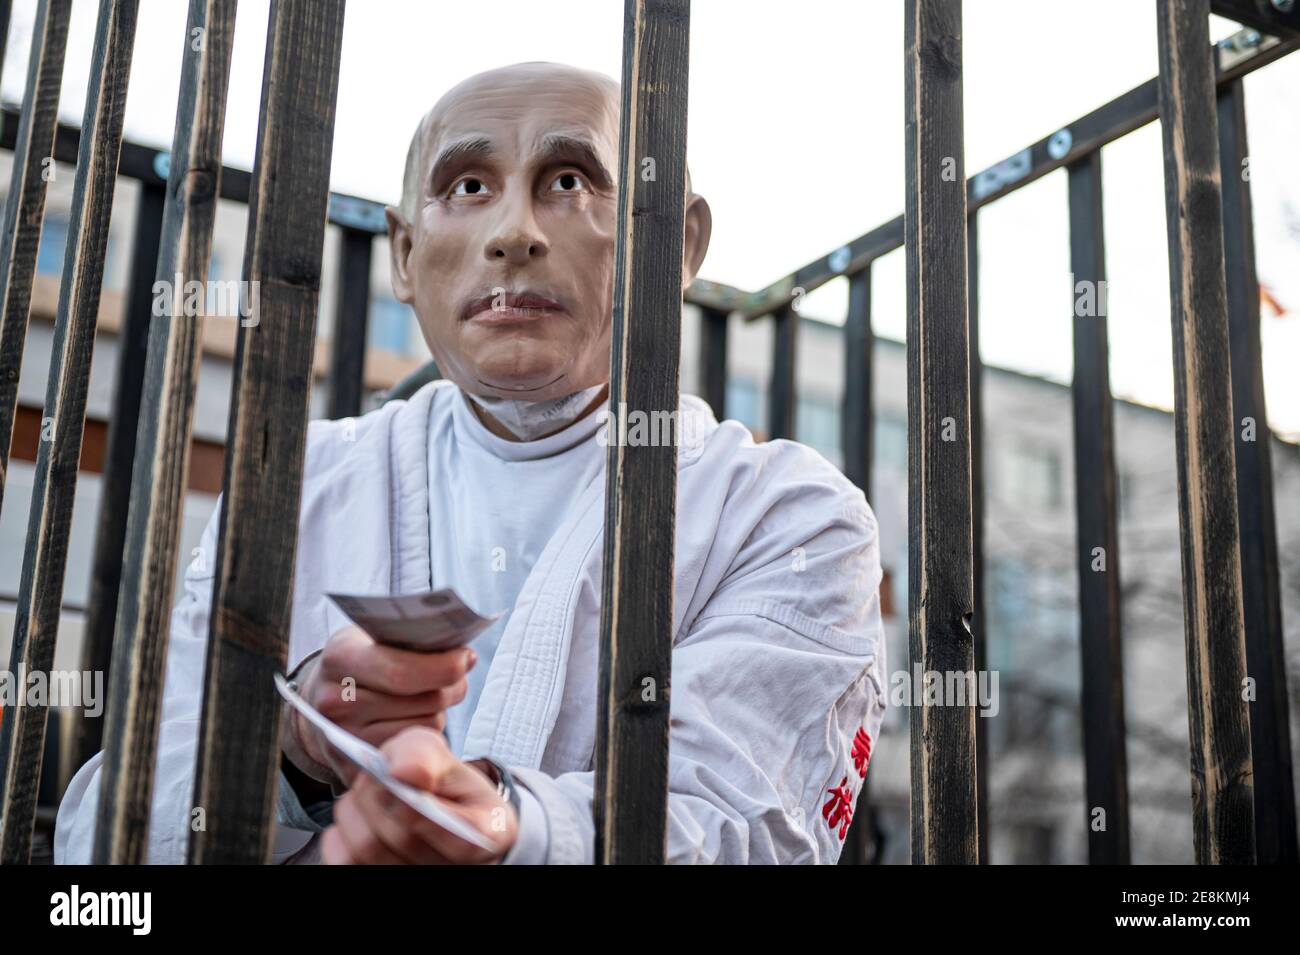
0,0 -> 1295,865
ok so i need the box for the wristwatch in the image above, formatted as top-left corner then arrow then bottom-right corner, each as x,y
472,756 -> 521,819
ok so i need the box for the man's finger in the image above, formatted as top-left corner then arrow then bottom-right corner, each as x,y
332,788 -> 408,864
320,825 -> 354,864
315,682 -> 468,726
357,714 -> 448,750
318,715 -> 452,787
380,729 -> 510,863
321,627 -> 477,696
381,726 -> 459,792
350,775 -> 450,864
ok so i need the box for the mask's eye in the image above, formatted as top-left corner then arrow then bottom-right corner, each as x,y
549,171 -> 589,194
450,177 -> 490,198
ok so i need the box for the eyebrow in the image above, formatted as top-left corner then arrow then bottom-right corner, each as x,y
535,133 -> 614,191
427,135 -> 496,192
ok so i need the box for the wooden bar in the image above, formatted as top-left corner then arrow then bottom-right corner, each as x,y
186,0 -> 344,865
0,0 -> 71,511
904,0 -> 979,865
594,0 -> 691,866
740,28 -> 1300,320
767,305 -> 797,439
92,0 -> 239,866
967,213 -> 988,864
683,279 -> 744,313
1067,149 -> 1131,865
0,99 -> 392,239
1155,0 -> 1255,865
841,269 -> 873,491
325,226 -> 373,419
71,181 -> 165,772
1217,79 -> 1296,864
698,305 -> 728,420
1211,0 -> 1300,38
839,266 -> 874,865
0,0 -> 139,865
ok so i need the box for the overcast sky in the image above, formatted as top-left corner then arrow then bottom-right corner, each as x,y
3,0 -> 1298,437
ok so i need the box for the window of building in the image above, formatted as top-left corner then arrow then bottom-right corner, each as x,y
796,394 -> 841,463
103,230 -> 122,289
204,254 -> 228,314
874,415 -> 907,472
37,215 -> 69,276
724,377 -> 763,432
369,294 -> 414,353
986,556 -> 1027,671
1006,442 -> 1062,510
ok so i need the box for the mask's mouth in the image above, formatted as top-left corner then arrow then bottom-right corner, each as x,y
461,289 -> 568,323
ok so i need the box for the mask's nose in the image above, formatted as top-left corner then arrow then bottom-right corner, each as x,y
485,196 -> 549,265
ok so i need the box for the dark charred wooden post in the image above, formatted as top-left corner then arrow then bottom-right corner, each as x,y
904,0 -> 979,865
1154,0 -> 1255,865
0,0 -> 71,511
967,213 -> 988,864
842,269 -> 874,491
840,266 -> 875,865
70,181 -> 165,771
92,0 -> 239,866
1217,78 -> 1295,865
698,305 -> 728,420
325,227 -> 373,419
188,0 -> 345,865
0,0 -> 140,865
595,0 -> 691,865
768,304 -> 797,439
1067,148 -> 1131,865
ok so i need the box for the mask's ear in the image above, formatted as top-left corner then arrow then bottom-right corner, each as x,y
386,206 -> 415,304
680,192 -> 713,291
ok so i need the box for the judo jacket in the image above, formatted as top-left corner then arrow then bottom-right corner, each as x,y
55,381 -> 886,864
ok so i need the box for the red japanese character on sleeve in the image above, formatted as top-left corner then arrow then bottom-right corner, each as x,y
822,776 -> 854,840
852,726 -> 873,779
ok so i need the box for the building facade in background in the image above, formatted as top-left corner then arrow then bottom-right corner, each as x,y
2,155 -> 1297,864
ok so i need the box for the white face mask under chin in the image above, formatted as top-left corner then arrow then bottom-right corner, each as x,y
466,384 -> 606,442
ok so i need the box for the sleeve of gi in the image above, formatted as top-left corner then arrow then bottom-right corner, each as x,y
504,474 -> 888,865
54,497 -> 315,864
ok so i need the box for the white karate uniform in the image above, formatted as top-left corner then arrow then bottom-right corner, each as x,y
430,389 -> 606,761
54,381 -> 886,864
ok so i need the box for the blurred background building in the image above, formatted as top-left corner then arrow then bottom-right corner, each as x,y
3,158 -> 1297,863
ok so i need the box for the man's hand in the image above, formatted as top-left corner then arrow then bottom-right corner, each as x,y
320,727 -> 518,864
286,625 -> 477,787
